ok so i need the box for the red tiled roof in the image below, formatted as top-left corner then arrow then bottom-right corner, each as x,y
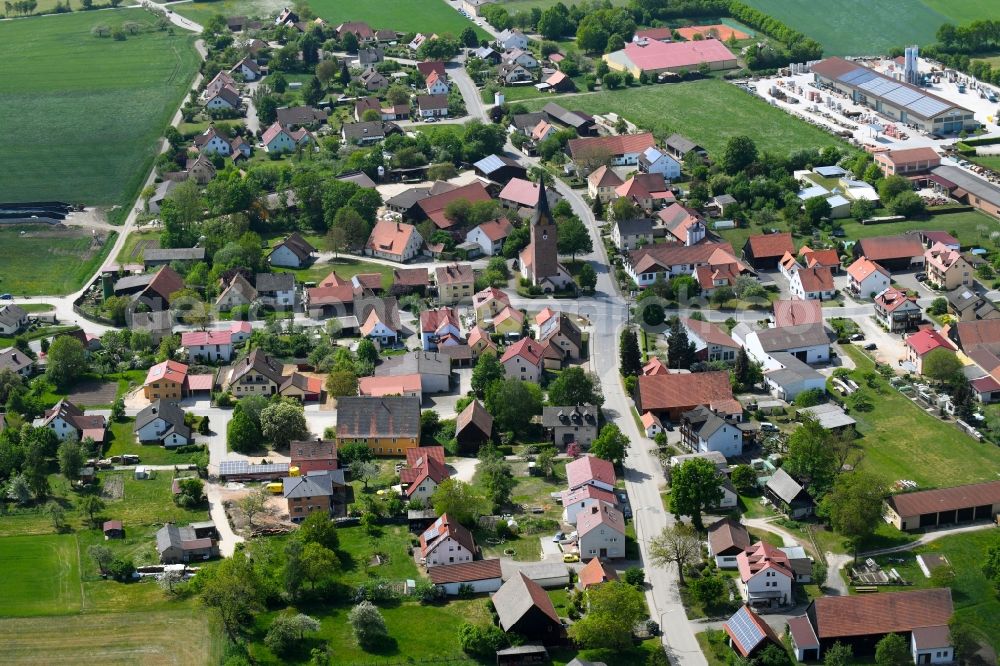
499,178 -> 543,208
367,220 -> 418,256
802,248 -> 840,269
186,374 -> 214,392
418,182 -> 491,229
393,267 -> 430,286
876,146 -> 941,166
635,27 -> 673,40
500,337 -> 543,366
359,374 -> 421,396
905,329 -> 952,357
420,307 -> 460,334
307,284 -> 355,306
474,217 -> 513,242
857,235 -> 924,262
561,484 -> 617,507
181,330 -> 232,347
417,61 -> 446,78
578,557 -> 619,588
874,287 -> 917,313
636,371 -> 734,413
642,357 -> 668,375
736,541 -> 793,582
435,264 -> 473,285
587,165 -> 623,188
629,241 -> 737,275
887,480 -> 1000,518
577,501 -> 625,538
847,257 -> 890,282
683,318 -> 737,348
745,232 -> 794,259
427,558 -> 502,584
793,265 -> 834,292
568,132 -> 655,160
566,454 -> 616,490
145,360 -> 188,386
620,38 -> 736,72
419,513 -> 476,557
810,588 -> 953,639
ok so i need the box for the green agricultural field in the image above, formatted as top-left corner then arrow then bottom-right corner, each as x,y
0,10 -> 199,215
838,346 -> 1000,488
741,0 -> 946,57
523,79 -> 845,156
971,154 -> 1000,173
0,610 -> 220,665
0,534 -> 82,617
174,0 -> 489,39
0,225 -> 117,297
921,0 -> 999,25
497,0 -> 628,10
868,530 -> 1000,650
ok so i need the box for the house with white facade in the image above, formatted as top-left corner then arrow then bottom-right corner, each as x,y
40,400 -> 107,444
465,218 -> 512,256
637,146 -> 681,179
742,324 -> 832,368
366,220 -> 424,263
193,127 -> 232,156
496,29 -> 528,50
428,559 -> 503,596
679,405 -> 743,458
561,484 -> 617,524
134,400 -> 192,447
181,330 -> 235,362
400,446 -> 449,504
846,257 -> 891,298
499,337 -> 544,383
787,266 -> 836,301
576,501 -> 626,560
419,513 -> 477,567
565,454 -> 616,492
0,305 -> 28,335
707,517 -> 750,569
261,122 -> 312,153
737,541 -> 795,608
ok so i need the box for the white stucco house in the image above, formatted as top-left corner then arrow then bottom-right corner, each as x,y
638,146 -> 681,180
576,501 -> 626,560
562,484 -> 617,524
419,514 -> 477,568
134,400 -> 192,448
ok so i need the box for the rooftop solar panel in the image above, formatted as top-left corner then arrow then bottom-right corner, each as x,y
839,68 -> 870,84
859,78 -> 898,96
728,607 -> 765,653
909,97 -> 950,117
883,86 -> 922,106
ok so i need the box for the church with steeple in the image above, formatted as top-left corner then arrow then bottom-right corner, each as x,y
519,176 -> 573,292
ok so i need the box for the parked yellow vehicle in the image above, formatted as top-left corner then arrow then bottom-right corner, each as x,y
266,482 -> 284,494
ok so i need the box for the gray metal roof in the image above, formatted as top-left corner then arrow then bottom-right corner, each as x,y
766,467 -> 806,504
144,248 -> 205,262
282,471 -> 335,499
797,403 -> 857,430
755,324 -> 831,352
255,272 -> 294,292
765,352 -> 824,385
932,165 -> 1000,207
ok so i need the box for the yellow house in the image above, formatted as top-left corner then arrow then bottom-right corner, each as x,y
435,264 -> 474,305
335,395 -> 421,456
493,306 -> 525,336
143,360 -> 188,401
473,286 -> 510,323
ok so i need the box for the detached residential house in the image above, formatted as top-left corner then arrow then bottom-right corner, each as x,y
638,146 -> 681,179
874,287 -> 922,333
473,287 -> 510,323
679,405 -> 743,458
335,396 -> 421,456
905,328 -> 955,375
496,29 -> 529,51
261,122 -> 312,153
707,517 -> 751,569
788,266 -> 835,301
205,85 -> 242,111
736,541 -> 794,608
492,572 -> 564,643
542,404 -> 599,448
156,522 -> 218,563
425,70 -> 449,95
500,337 -> 544,382
947,285 -> 1000,322
222,348 -> 285,397
567,133 -> 655,172
416,94 -> 449,118
466,217 -> 513,256
498,62 -> 533,85
400,446 -> 450,504
576,501 -> 626,560
0,347 -> 33,378
181,329 -> 234,362
503,48 -> 539,70
420,513 -> 477,567
0,305 -> 28,335
358,67 -> 389,91
420,308 -> 462,351
134,400 -> 192,447
41,400 -> 107,444
144,360 -> 189,401
283,471 -> 339,523
193,126 -> 232,156
566,454 -> 616,492
216,274 -> 257,311
587,165 -> 624,203
624,241 -> 744,288
255,272 -> 296,308
846,257 -> 890,298
341,121 -> 388,145
561,484 -> 617,524
435,264 -> 474,305
231,57 -> 261,80
366,220 -> 423,263
925,241 -> 973,290
682,317 -> 739,363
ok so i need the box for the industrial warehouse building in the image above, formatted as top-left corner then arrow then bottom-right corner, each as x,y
930,165 -> 1000,220
604,38 -> 737,77
811,57 -> 976,134
885,479 -> 1000,531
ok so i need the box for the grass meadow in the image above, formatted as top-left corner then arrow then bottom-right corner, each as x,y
839,346 -> 1000,488
0,225 -> 117,297
0,10 -> 199,213
524,79 -> 845,156
0,534 -> 82,617
174,0 -> 490,39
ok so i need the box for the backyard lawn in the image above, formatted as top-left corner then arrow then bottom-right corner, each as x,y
0,534 -> 82,617
523,79 -> 845,156
105,419 -> 206,466
0,11 -> 199,217
174,0 -> 490,39
868,529 -> 1000,651
277,256 -> 397,290
838,346 -> 1000,488
839,209 -> 999,248
0,226 -> 116,297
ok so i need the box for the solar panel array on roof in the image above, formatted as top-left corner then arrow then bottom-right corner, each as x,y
728,606 -> 766,653
218,460 -> 290,476
834,66 -> 955,119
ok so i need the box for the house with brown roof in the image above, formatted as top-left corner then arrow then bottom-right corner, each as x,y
290,439 -> 338,474
268,232 -> 315,269
682,317 -> 739,363
874,287 -> 922,333
657,204 -> 706,246
0,347 -> 33,378
220,348 -> 285,397
419,513 -> 477,567
615,173 -> 672,212
366,220 -> 424,262
885,479 -> 1000,530
925,241 -> 973,290
743,232 -> 794,269
635,370 -> 741,422
415,182 -> 491,230
41,400 -> 107,444
391,267 -> 430,296
500,337 -> 545,382
946,316 -> 1000,351
466,217 -> 513,256
538,311 -> 583,361
707,517 -> 750,569
455,399 -> 493,452
797,588 -> 953,658
577,557 -> 618,590
625,242 -> 745,288
788,265 -> 835,301
492,572 -> 564,643
847,257 -> 891,298
416,93 -> 449,118
435,264 -> 474,305
567,132 -> 655,173
737,541 -> 794,608
400,446 -> 450,504
587,165 -> 624,202
853,235 -> 925,271
874,146 -> 941,177
428,558 -> 503,595
420,307 -> 462,351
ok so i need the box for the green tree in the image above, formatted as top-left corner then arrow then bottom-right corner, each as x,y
227,404 -> 262,454
199,551 -> 263,640
260,400 -> 309,448
265,613 -> 321,656
590,424 -> 629,466
620,328 -> 642,376
350,460 -> 379,491
485,379 -> 543,436
922,347 -> 962,381
108,557 -> 135,582
479,454 -> 515,510
823,642 -> 853,666
88,544 -> 114,575
547,367 -> 602,406
821,471 -> 889,556
649,523 -> 700,586
300,542 -> 338,590
57,439 -> 84,481
722,135 -> 758,175
460,26 -> 478,47
349,600 -> 388,649
459,623 -> 511,658
325,369 -> 358,397
339,441 -> 374,466
689,573 -> 726,608
569,581 -> 647,649
878,175 -> 912,203
431,479 -> 485,526
887,191 -> 925,217
298,510 -> 339,550
45,336 -> 87,389
557,215 -> 593,262
577,263 -> 597,292
928,297 -> 948,316
666,317 -> 697,370
471,351 -> 504,398
669,458 -> 723,530
875,633 -> 910,666
730,464 -> 759,494
342,30 -> 359,53
78,494 -> 106,528
804,196 -> 832,225
949,617 -> 979,665
784,415 -> 837,493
